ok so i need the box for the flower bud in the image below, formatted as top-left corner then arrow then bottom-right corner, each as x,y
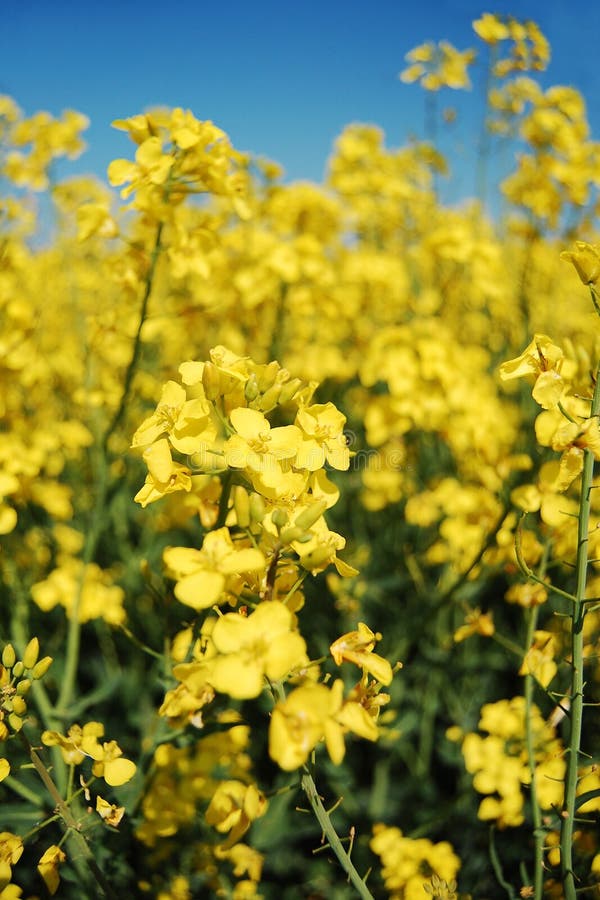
278,378 -> 303,406
16,679 -> 31,696
249,492 -> 265,524
259,384 -> 282,412
256,361 -> 280,392
279,525 -> 305,545
233,486 -> 250,528
1,645 -> 15,669
12,696 -> 26,716
202,361 -> 222,400
294,500 -> 328,531
32,657 -> 53,680
244,374 -> 260,402
12,662 -> 24,679
271,508 -> 288,530
8,712 -> 23,732
22,638 -> 40,670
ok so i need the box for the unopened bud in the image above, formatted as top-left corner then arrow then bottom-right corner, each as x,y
244,374 -> 260,402
271,508 -> 288,530
278,378 -> 303,406
294,500 -> 328,531
22,638 -> 40,670
279,525 -> 305,545
249,493 -> 265,524
202,361 -> 222,400
8,712 -> 23,732
12,696 -> 26,716
31,657 -> 53,680
12,662 -> 24,679
16,679 -> 31,696
257,361 -> 280,392
259,384 -> 282,412
233,486 -> 250,528
1,645 -> 15,669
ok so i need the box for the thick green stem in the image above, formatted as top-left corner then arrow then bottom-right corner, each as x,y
300,770 -> 374,900
560,360 -> 600,897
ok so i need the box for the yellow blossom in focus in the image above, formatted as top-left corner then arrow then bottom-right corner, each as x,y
499,334 -> 568,409
330,622 -> 393,684
163,526 -> 265,610
208,601 -> 307,698
96,796 -> 126,827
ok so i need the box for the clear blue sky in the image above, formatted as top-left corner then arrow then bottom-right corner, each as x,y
2,0 -> 600,202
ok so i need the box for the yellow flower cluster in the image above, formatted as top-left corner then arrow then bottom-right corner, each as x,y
459,697 -> 564,827
370,823 -> 461,900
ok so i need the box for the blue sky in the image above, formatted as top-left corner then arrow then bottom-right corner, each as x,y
2,0 -> 600,203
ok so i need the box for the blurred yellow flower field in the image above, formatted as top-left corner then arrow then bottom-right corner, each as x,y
2,11 -> 600,899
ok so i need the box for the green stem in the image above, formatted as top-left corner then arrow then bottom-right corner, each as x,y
54,221 -> 164,728
523,605 -> 543,900
560,359 -> 600,898
270,681 -> 373,898
300,772 -> 374,900
20,731 -> 118,899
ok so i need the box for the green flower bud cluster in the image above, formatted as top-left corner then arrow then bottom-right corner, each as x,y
0,638 -> 52,736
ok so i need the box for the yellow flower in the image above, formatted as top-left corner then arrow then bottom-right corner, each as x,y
131,380 -> 217,454
499,334 -> 567,408
560,241 -> 600,285
0,833 -> 23,892
519,630 -> 557,688
163,527 -> 266,610
294,402 -> 350,470
205,781 -> 267,849
472,13 -> 510,43
208,601 -> 307,699
330,622 -> 393,684
96,796 -> 125,827
37,845 -> 66,896
41,722 -> 136,786
224,407 -> 301,472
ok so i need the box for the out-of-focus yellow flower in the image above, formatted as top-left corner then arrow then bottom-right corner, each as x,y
561,241 -> 600,286
454,607 -> 495,642
37,845 -> 66,896
519,630 -> 557,688
472,13 -> 510,43
399,40 -> 475,91
205,780 -> 267,849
